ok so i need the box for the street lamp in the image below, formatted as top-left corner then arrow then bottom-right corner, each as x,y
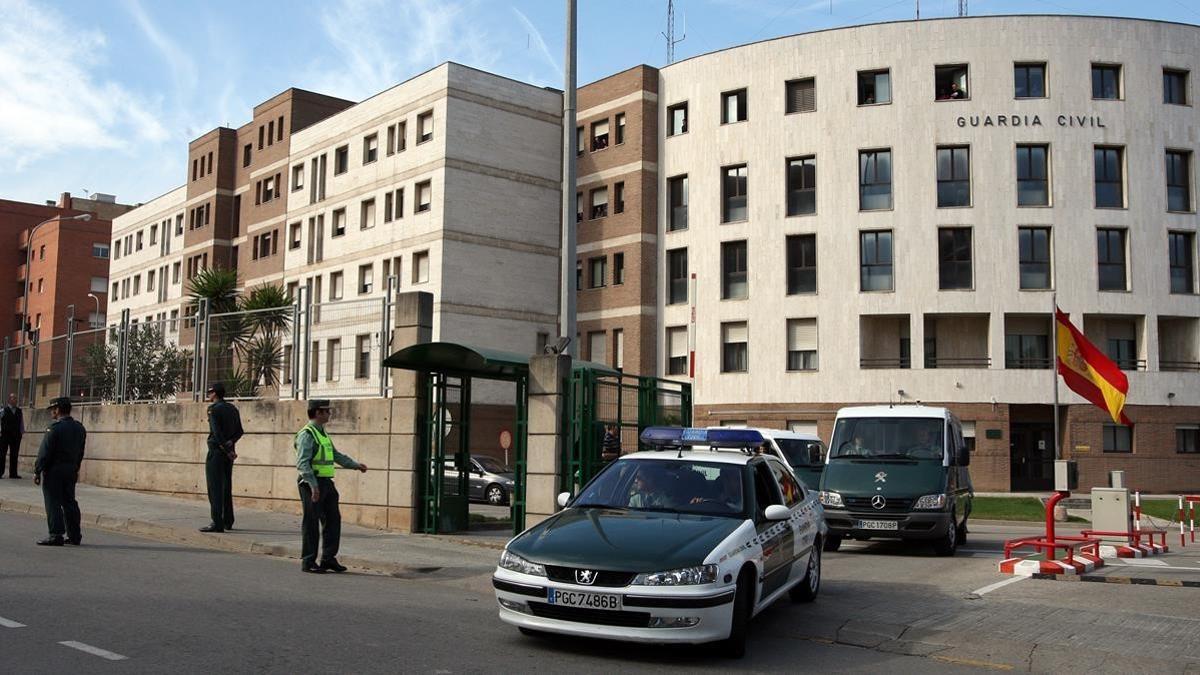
18,213 -> 92,405
87,293 -> 101,329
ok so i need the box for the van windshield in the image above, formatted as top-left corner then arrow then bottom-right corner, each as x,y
776,439 -> 825,467
830,418 -> 945,461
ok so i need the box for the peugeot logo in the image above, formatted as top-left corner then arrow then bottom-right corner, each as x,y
874,472 -> 888,483
575,569 -> 597,585
871,495 -> 887,510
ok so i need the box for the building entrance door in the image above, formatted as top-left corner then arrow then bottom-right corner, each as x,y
1010,422 -> 1054,491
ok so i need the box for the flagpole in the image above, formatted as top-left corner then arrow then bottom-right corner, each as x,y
1051,292 -> 1060,461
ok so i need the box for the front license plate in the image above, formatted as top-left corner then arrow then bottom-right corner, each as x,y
857,519 -> 899,531
546,588 -> 623,611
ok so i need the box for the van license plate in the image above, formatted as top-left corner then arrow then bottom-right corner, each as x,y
546,588 -> 623,611
857,520 -> 899,531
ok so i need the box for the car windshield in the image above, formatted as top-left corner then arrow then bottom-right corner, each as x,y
573,459 -> 747,517
476,456 -> 510,474
829,417 -> 945,461
776,439 -> 825,467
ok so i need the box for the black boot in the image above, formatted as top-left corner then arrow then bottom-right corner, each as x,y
319,558 -> 348,573
199,524 -> 225,533
37,536 -> 65,546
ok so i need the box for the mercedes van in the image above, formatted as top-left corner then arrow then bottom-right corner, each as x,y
817,406 -> 972,556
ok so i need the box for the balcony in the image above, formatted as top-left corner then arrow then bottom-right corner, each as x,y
1005,314 -> 1052,370
1083,314 -> 1143,372
1159,316 -> 1199,372
860,315 -> 910,369
924,314 -> 989,369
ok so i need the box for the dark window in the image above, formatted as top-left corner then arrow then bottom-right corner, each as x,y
786,234 -> 816,295
722,165 -> 748,222
1163,68 -> 1188,105
334,145 -> 349,175
721,88 -> 747,124
936,146 -> 970,207
363,133 -> 378,164
1106,336 -> 1137,371
934,64 -> 969,100
721,322 -> 748,373
575,260 -> 582,291
1014,62 -> 1046,98
860,230 -> 893,292
786,156 -> 816,216
668,102 -> 688,135
1094,146 -> 1124,208
614,182 -> 625,214
857,69 -> 890,105
1005,333 -> 1050,369
588,257 -> 606,288
589,187 -> 608,219
785,78 -> 815,113
1018,227 -> 1052,290
667,327 -> 688,376
1166,150 -> 1192,212
668,175 -> 688,230
859,149 -> 892,210
417,111 -> 433,143
277,115 -> 284,141
615,113 -> 626,144
721,241 -> 748,300
1097,228 -> 1127,291
1103,425 -> 1132,453
667,248 -> 688,304
590,119 -> 609,151
1178,427 -> 1199,454
1092,64 -> 1122,99
938,228 -> 972,290
575,126 -> 584,156
1169,232 -> 1195,294
242,144 -> 252,167
1016,144 -> 1050,206
786,318 -> 818,371
258,125 -> 264,150
613,252 -> 625,285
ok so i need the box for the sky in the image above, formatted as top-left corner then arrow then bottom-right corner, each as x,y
2,0 -> 1197,207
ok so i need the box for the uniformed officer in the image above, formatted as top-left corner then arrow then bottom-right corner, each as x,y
201,382 -> 243,533
33,397 -> 86,546
295,400 -> 368,574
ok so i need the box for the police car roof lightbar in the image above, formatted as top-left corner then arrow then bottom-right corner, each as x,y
640,426 -> 766,448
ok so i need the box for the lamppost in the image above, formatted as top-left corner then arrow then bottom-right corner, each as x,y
87,293 -> 101,328
18,213 -> 92,405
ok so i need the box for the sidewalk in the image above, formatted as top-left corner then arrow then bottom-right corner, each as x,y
0,479 -> 504,581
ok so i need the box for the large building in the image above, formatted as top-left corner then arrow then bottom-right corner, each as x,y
574,15 -> 1198,492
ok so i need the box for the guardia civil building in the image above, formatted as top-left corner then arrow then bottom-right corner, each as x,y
572,15 -> 1199,492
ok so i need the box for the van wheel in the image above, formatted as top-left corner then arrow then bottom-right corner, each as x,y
717,569 -> 753,658
790,541 -> 821,602
822,535 -> 842,552
934,518 -> 958,556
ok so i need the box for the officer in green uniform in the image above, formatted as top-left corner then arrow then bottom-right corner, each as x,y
295,400 -> 368,573
33,397 -> 86,546
201,382 -> 243,533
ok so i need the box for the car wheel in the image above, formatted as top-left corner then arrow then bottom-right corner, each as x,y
717,569 -> 753,658
822,534 -> 842,552
790,540 -> 821,602
934,517 -> 958,557
486,484 -> 507,506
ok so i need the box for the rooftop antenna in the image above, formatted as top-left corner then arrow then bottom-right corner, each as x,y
958,0 -> 967,16
661,0 -> 686,64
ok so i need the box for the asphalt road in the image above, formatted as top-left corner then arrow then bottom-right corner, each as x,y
0,511 -> 977,674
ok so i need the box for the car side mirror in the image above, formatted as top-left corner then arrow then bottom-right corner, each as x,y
557,492 -> 571,508
764,504 -> 791,521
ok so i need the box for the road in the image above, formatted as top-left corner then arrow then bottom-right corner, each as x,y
0,511 -> 978,674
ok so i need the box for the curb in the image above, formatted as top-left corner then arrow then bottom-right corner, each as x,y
1030,572 -> 1200,588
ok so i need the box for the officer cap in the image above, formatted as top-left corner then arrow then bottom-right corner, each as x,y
206,382 -> 225,397
307,399 -> 332,414
47,396 -> 72,410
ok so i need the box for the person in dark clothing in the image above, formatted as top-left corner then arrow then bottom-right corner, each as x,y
600,423 -> 622,463
33,397 -> 85,546
201,382 -> 243,533
1,393 -> 24,478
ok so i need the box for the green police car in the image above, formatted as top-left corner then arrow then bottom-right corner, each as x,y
493,427 -> 826,657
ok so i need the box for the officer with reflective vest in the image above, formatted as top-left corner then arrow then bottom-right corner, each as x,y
295,399 -> 368,574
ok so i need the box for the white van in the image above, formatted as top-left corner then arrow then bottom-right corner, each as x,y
709,427 -> 827,489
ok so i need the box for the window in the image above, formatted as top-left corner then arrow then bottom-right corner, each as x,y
576,260 -> 582,290
332,209 -> 346,237
590,119 -> 609,151
668,175 -> 688,230
263,175 -> 277,202
1103,424 -> 1132,453
1178,426 -> 1199,454
1105,327 -> 1137,371
326,339 -> 341,382
722,164 -> 748,222
588,257 -> 606,288
857,69 -> 890,105
575,126 -> 584,156
289,222 -> 301,250
132,275 -> 140,295
363,133 -> 378,164
787,318 -> 818,371
92,243 -> 109,258
361,198 -> 376,230
355,335 -> 371,379
309,341 -> 320,383
329,271 -> 344,301
292,164 -> 304,191
416,181 -> 432,213
721,241 -> 748,300
615,113 -> 626,144
613,329 -> 624,370
169,310 -> 178,333
721,322 -> 748,373
359,264 -> 374,294
267,120 -> 274,146
334,145 -> 349,174
786,234 -> 816,295
1018,227 -> 1052,290
938,227 -> 973,290
135,232 -> 143,251
390,188 -> 405,220
90,276 -> 106,293
1016,144 -> 1050,206
859,149 -> 892,210
667,248 -> 688,304
614,182 -> 625,214
667,326 -> 688,376
934,64 -> 969,100
1005,333 -> 1050,369
149,224 -> 158,246
112,281 -> 118,297
413,251 -> 430,284
1092,63 -> 1122,100
588,331 -> 606,364
667,102 -> 688,136
860,230 -> 894,292
1167,150 -> 1192,212
785,78 -> 815,114
114,240 -> 121,259
36,278 -> 43,294
590,187 -> 608,219
721,88 -> 747,124
613,252 -> 625,285
243,144 -> 252,167
1169,232 -> 1195,294
1094,146 -> 1124,208
396,121 -> 407,152
277,115 -> 284,141
575,191 -> 583,222
1164,68 -> 1189,105
1097,228 -> 1127,291
172,262 -> 180,284
936,146 -> 971,207
1014,62 -> 1046,98
417,112 -> 433,143
786,156 -> 816,216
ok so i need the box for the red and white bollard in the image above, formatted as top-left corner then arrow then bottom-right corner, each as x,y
1134,491 -> 1142,533
1179,496 -> 1187,548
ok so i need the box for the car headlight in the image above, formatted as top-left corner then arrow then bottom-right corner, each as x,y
632,564 -> 718,586
819,491 -> 844,508
498,549 -> 546,576
913,493 -> 947,510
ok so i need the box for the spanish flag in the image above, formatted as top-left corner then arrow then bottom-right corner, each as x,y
1055,308 -> 1132,426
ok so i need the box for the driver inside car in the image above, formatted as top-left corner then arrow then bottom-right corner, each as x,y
689,469 -> 741,508
907,427 -> 943,459
628,468 -> 671,508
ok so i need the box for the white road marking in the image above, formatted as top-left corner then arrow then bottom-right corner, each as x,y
0,616 -> 26,628
1105,560 -> 1200,572
970,576 -> 1027,596
1117,558 -> 1169,567
59,641 -> 128,661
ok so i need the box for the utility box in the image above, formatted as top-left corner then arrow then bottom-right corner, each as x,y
1092,487 -> 1133,543
1054,460 -> 1078,491
1109,470 -> 1126,489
